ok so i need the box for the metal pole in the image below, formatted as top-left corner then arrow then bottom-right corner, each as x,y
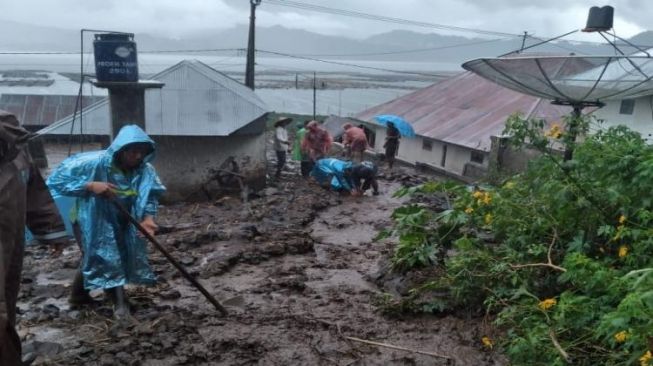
245,0 -> 261,90
520,31 -> 527,52
563,105 -> 582,161
313,71 -> 316,120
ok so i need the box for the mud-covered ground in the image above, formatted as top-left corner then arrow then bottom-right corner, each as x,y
18,160 -> 507,365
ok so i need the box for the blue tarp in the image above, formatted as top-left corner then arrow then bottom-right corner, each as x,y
310,158 -> 353,191
47,125 -> 166,290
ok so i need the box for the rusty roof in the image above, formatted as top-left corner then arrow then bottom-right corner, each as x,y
354,71 -> 573,151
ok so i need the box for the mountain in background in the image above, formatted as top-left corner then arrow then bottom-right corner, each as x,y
1,19 -> 650,64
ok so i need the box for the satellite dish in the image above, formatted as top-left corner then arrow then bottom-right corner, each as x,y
462,54 -> 653,108
461,6 -> 653,159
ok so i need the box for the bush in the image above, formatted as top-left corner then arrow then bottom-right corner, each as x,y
385,114 -> 653,365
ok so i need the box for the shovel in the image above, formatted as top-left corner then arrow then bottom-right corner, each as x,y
109,197 -> 228,316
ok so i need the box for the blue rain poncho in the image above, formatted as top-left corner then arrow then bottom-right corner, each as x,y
310,158 -> 353,191
47,125 -> 165,290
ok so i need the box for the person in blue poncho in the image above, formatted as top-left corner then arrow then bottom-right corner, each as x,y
47,125 -> 165,316
311,158 -> 380,196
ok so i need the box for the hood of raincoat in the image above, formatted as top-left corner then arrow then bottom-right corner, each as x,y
107,124 -> 156,165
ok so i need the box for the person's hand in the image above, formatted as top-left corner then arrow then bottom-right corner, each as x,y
50,240 -> 69,258
139,216 -> 158,237
86,182 -> 117,197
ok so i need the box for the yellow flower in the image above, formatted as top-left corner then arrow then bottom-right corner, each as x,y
484,213 -> 493,225
482,192 -> 492,205
465,207 -> 474,214
618,215 -> 627,224
473,191 -> 484,199
614,330 -> 628,343
545,123 -> 563,139
481,336 -> 493,349
640,351 -> 652,366
538,298 -> 557,311
618,245 -> 629,258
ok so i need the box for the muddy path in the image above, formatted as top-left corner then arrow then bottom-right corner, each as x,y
18,167 -> 507,365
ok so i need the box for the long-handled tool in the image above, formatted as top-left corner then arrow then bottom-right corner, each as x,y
110,197 -> 228,316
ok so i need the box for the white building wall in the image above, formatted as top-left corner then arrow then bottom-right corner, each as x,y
592,96 -> 653,141
369,125 -> 488,177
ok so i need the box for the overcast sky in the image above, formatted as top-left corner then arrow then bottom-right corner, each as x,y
3,0 -> 651,41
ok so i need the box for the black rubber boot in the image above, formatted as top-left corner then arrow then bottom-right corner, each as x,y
69,270 -> 95,306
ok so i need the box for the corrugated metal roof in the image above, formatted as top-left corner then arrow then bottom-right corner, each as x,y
0,71 -> 107,96
0,94 -> 104,128
40,60 -> 268,136
355,71 -> 573,151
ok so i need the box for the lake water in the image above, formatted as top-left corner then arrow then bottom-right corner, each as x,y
0,53 -> 461,116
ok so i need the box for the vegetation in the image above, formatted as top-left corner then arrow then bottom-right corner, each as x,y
383,113 -> 653,365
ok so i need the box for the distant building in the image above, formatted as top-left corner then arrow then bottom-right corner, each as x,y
0,70 -> 106,131
354,71 -> 572,181
40,60 -> 269,201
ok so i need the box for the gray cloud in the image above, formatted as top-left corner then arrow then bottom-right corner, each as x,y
3,0 -> 650,40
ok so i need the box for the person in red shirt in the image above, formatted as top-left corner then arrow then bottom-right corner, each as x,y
342,123 -> 368,162
301,120 -> 332,165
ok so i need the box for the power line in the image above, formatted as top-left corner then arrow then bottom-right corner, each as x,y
294,38 -> 506,57
265,0 -> 651,51
0,49 -> 241,55
265,0 -> 520,38
255,49 -> 450,78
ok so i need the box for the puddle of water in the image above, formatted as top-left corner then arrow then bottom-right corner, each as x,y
304,269 -> 376,292
35,268 -> 77,286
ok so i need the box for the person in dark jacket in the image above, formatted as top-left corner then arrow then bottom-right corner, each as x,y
383,122 -> 401,169
0,110 -> 69,365
344,161 -> 379,196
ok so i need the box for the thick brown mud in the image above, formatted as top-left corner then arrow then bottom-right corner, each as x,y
18,165 -> 507,365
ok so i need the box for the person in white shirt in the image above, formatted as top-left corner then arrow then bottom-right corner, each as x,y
273,117 -> 292,178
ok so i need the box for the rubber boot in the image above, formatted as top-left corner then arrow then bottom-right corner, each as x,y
68,270 -> 95,306
108,286 -> 130,319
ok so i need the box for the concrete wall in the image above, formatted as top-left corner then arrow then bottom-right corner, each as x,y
487,135 -> 563,179
592,97 -> 653,141
151,132 -> 266,202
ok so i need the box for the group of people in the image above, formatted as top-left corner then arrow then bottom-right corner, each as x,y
274,116 -> 402,196
1,109 -> 165,362
2,111 -> 401,362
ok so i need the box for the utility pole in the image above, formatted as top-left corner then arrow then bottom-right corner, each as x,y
245,0 -> 261,90
312,71 -> 316,120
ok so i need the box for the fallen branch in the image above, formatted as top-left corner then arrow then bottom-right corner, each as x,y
344,336 -> 451,360
510,229 -> 567,272
549,328 -> 571,363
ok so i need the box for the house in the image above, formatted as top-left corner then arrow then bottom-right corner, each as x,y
460,53 -> 653,147
353,71 -> 572,181
39,60 -> 269,201
591,97 -> 653,141
576,55 -> 653,142
0,70 -> 106,131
